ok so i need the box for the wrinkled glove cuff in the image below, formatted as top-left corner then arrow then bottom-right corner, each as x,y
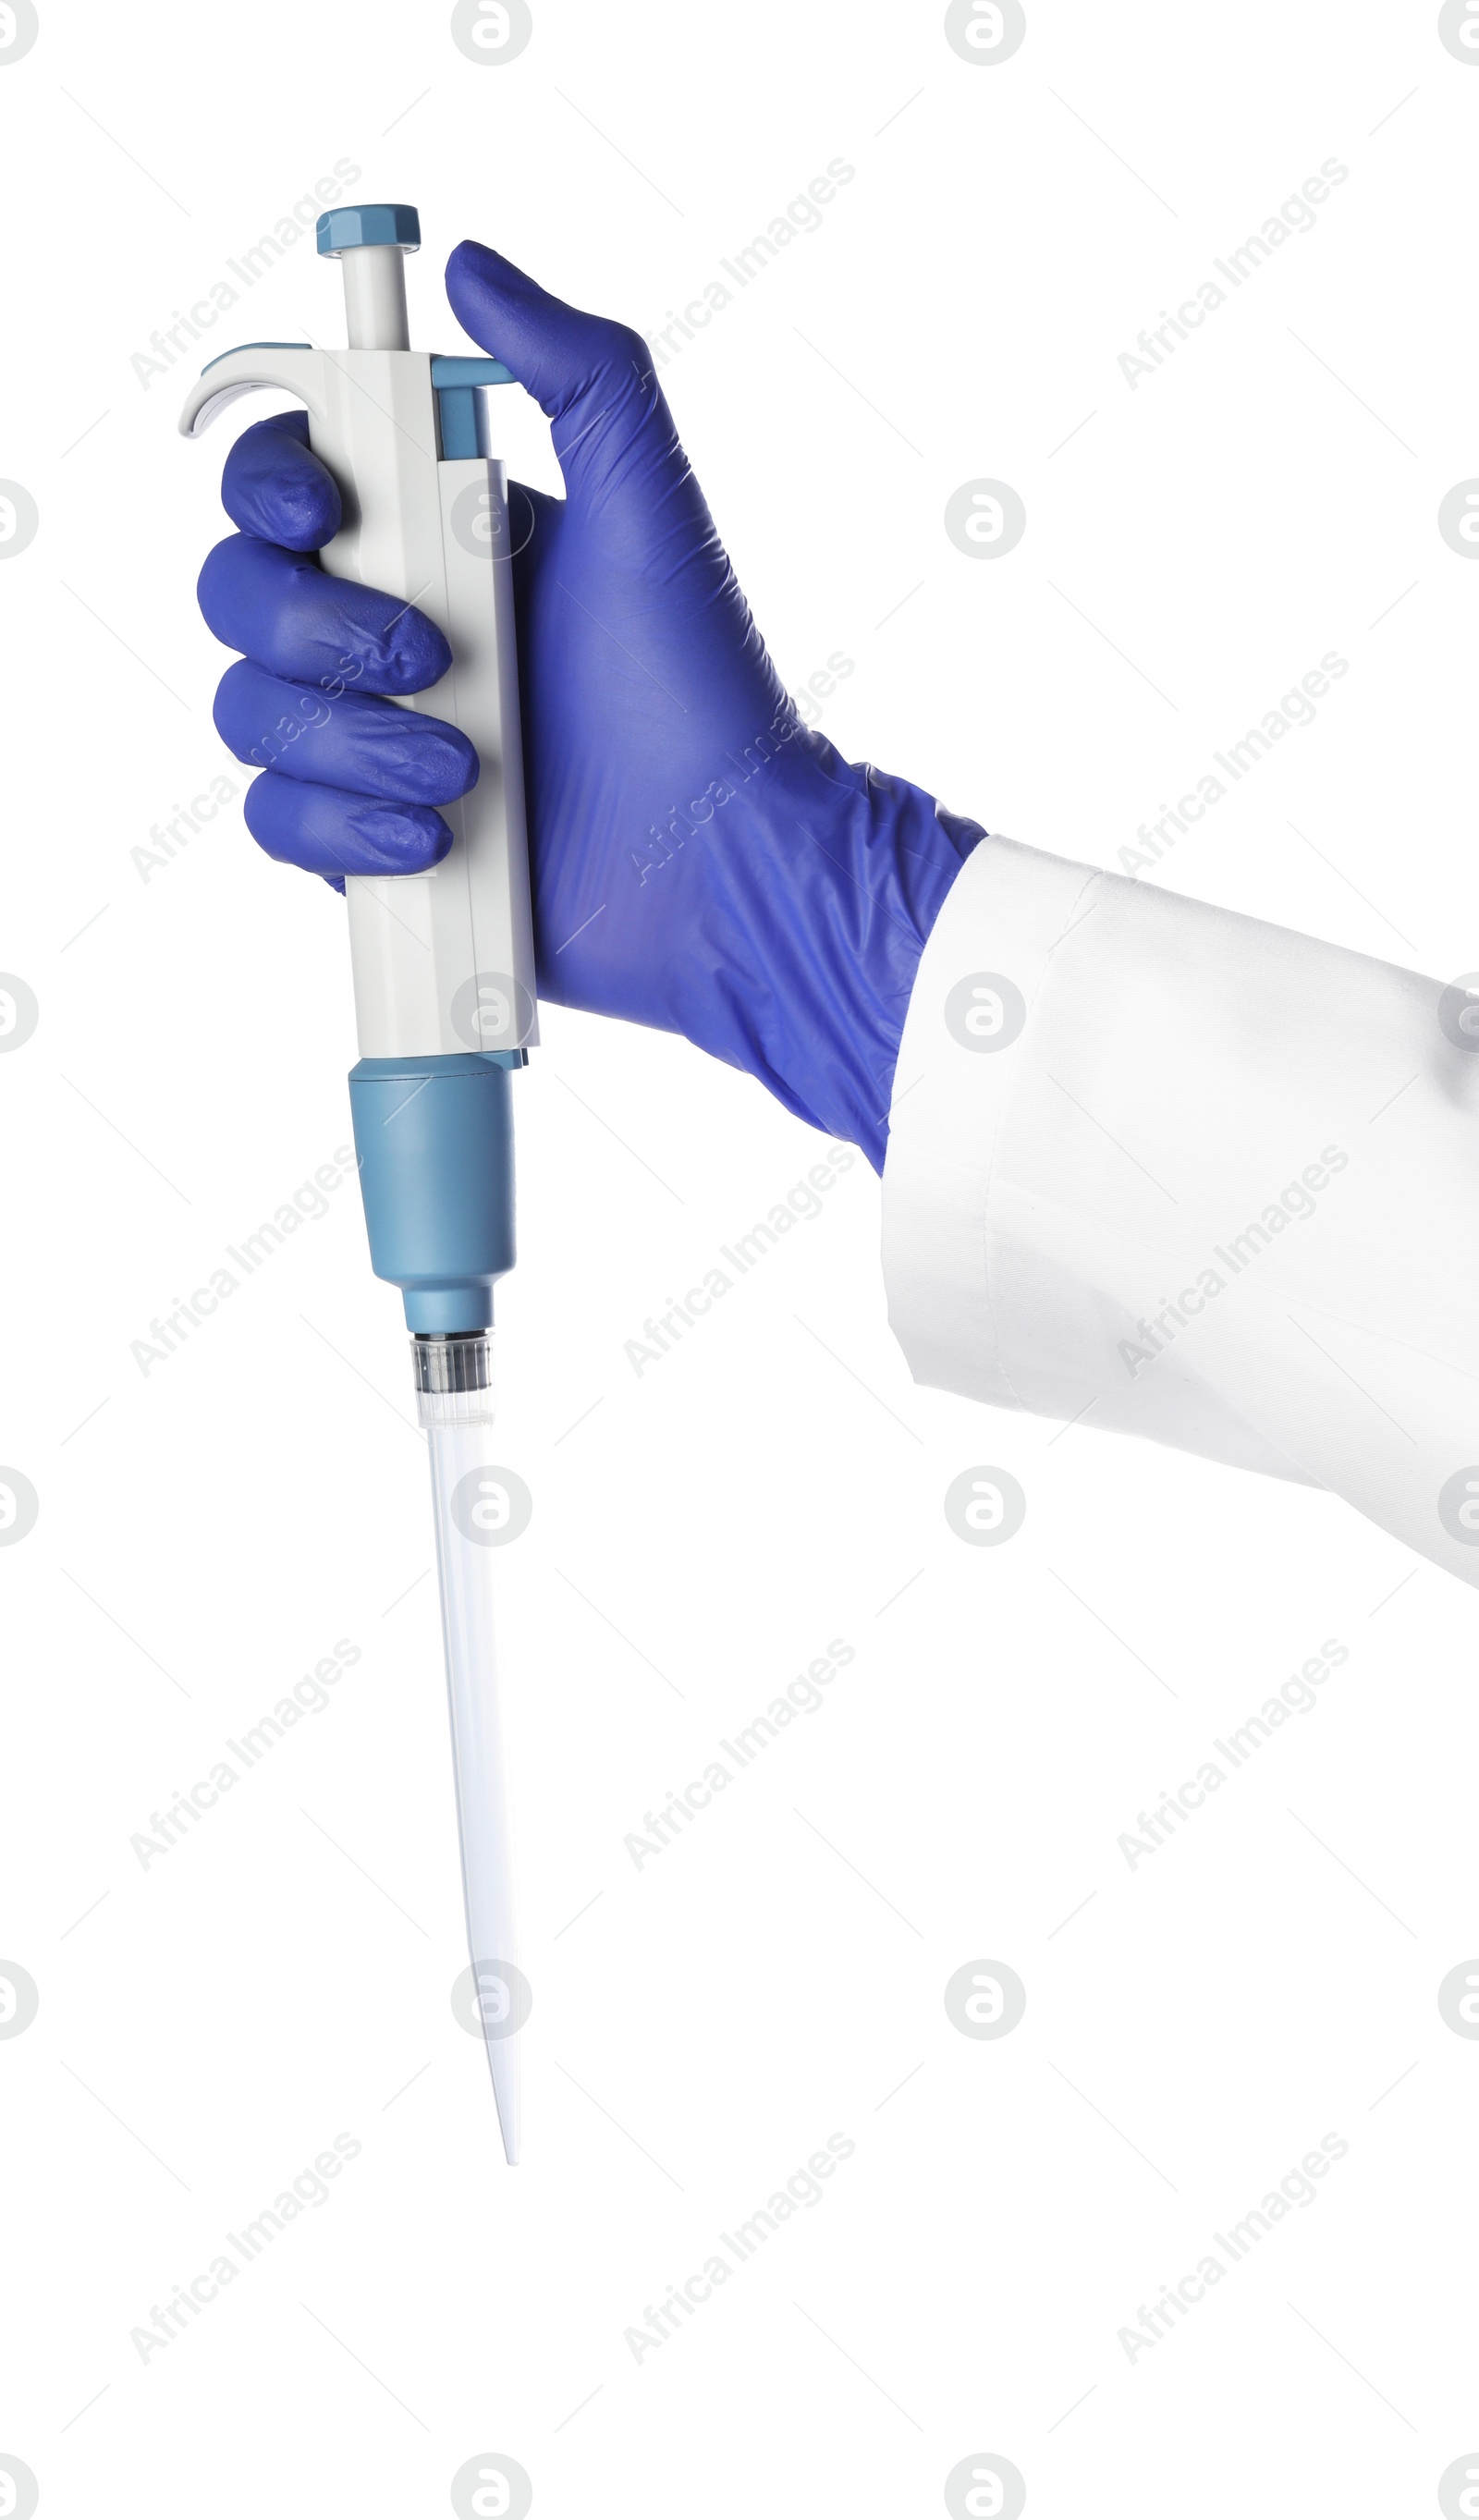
672,723 -> 985,1169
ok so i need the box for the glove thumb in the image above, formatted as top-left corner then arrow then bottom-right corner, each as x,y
446,239 -> 683,520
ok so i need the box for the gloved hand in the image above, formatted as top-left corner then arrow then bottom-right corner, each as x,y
197,240 -> 984,1168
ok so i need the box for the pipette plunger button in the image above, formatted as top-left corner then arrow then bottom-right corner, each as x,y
316,203 -> 422,257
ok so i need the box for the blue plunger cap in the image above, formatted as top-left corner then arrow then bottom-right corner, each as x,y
316,203 -> 421,257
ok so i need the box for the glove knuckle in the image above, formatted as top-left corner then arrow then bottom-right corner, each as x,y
589,317 -> 647,380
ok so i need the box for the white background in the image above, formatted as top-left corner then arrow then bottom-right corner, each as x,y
3,3 -> 1479,2514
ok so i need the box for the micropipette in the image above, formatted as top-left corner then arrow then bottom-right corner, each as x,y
179,204 -> 536,2162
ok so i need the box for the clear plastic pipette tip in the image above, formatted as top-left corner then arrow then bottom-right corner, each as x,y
416,1334 -> 523,2164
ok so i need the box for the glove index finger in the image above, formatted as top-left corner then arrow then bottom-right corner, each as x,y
222,410 -> 342,552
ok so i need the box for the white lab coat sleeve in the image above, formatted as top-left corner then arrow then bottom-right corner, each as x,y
881,832 -> 1479,1584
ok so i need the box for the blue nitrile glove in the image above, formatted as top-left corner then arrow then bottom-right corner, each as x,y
197,241 -> 984,1168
